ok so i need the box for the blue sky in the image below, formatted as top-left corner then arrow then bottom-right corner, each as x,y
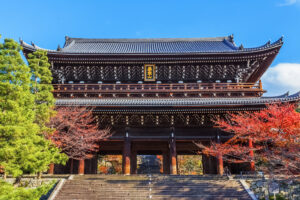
1,0 -> 300,95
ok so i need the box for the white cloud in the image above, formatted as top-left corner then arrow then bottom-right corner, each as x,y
278,0 -> 299,6
261,63 -> 300,96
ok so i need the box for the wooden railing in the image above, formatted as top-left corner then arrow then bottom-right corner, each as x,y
53,82 -> 265,98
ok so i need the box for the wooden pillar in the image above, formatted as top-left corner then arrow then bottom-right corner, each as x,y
131,151 -> 137,174
123,131 -> 131,175
217,153 -> 224,175
78,159 -> 85,175
169,132 -> 177,175
48,163 -> 54,174
249,138 -> 255,171
70,158 -> 74,174
216,133 -> 223,175
163,151 -> 170,174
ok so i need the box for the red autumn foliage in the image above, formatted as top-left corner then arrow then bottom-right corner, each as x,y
199,103 -> 300,175
49,106 -> 111,160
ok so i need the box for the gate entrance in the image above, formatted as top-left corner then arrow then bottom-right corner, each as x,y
137,154 -> 162,174
97,155 -> 123,174
177,155 -> 203,175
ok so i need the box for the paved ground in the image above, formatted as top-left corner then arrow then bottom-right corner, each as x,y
54,175 -> 251,200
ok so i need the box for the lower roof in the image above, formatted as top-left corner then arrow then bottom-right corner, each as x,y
55,92 -> 300,107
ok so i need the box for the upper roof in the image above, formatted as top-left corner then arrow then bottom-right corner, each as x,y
20,35 -> 283,55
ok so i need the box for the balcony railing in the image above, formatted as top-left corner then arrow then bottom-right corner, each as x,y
53,82 -> 265,98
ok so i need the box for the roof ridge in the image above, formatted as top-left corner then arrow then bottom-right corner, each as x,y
66,36 -> 231,43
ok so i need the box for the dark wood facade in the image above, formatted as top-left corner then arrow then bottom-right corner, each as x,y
21,36 -> 300,175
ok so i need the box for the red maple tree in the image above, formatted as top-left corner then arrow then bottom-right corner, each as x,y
49,106 -> 111,161
199,103 -> 300,175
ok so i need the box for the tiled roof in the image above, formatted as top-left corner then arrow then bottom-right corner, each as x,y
20,35 -> 283,54
55,92 -> 300,107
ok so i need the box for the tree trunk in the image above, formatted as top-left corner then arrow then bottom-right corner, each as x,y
13,176 -> 22,187
37,171 -> 42,179
3,172 -> 6,180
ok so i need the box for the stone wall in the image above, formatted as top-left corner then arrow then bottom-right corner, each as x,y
1,175 -> 69,188
247,178 -> 300,200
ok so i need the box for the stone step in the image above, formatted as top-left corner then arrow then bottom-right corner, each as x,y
54,175 -> 251,200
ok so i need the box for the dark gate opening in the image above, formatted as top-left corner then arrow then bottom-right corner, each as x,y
137,151 -> 163,174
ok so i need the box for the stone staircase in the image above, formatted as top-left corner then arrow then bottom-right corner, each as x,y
54,175 -> 251,200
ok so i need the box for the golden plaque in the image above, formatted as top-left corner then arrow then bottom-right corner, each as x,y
144,64 -> 156,81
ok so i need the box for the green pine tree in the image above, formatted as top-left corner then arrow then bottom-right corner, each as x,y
0,37 -> 67,178
27,50 -> 55,132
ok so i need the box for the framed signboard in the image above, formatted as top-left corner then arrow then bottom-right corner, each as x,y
144,64 -> 156,82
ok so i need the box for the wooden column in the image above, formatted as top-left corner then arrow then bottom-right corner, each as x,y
48,163 -> 54,174
70,158 -> 74,174
216,134 -> 224,175
163,151 -> 170,174
123,131 -> 131,175
169,132 -> 177,175
249,138 -> 255,171
217,153 -> 224,175
78,159 -> 85,175
131,151 -> 137,174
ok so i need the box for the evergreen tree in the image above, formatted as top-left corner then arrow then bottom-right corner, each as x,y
0,37 -> 67,178
27,50 -> 55,132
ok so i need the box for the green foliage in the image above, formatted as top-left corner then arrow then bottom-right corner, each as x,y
0,180 -> 55,200
27,50 -> 55,132
0,37 -> 67,177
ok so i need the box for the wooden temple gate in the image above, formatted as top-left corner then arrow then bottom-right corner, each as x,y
20,35 -> 299,175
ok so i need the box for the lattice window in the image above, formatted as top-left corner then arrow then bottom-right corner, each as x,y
114,115 -> 126,126
185,65 -> 197,81
118,66 -> 127,81
64,66 -> 75,81
189,114 -> 201,126
174,114 -> 186,127
129,115 -> 141,126
226,65 -> 236,82
158,115 -> 170,126
77,66 -> 87,81
89,66 -> 97,81
144,115 -> 156,126
199,65 -> 210,81
51,65 -> 61,83
103,66 -> 114,81
157,65 -> 169,81
98,115 -> 111,128
171,65 -> 180,81
212,65 -> 223,80
130,66 -> 142,81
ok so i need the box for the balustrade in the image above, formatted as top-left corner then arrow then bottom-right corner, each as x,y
53,82 -> 265,98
